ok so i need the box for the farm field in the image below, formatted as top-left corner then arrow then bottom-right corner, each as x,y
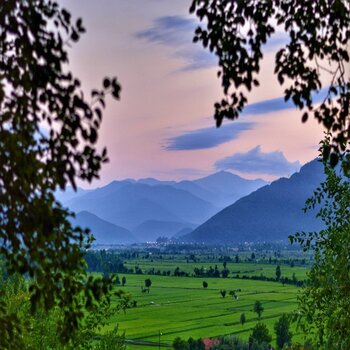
105,272 -> 306,349
124,259 -> 309,280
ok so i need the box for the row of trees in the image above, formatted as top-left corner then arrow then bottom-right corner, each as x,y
172,314 -> 293,350
85,254 -> 303,288
194,265 -> 230,278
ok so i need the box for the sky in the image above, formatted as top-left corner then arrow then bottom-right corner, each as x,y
60,0 -> 326,187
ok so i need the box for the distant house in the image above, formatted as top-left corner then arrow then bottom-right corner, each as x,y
202,338 -> 220,350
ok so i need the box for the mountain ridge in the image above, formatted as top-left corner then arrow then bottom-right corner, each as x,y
182,159 -> 325,244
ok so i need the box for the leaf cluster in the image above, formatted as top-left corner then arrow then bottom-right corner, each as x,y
0,0 -> 120,343
190,0 -> 350,166
291,158 -> 350,348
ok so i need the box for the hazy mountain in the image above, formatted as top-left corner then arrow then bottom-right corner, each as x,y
172,181 -> 217,204
67,182 -> 218,229
62,170 -> 267,242
173,227 -> 194,239
137,178 -> 176,186
135,171 -> 267,208
183,160 -> 326,244
73,211 -> 137,244
132,220 -> 196,241
192,171 -> 267,207
55,187 -> 91,203
136,172 -> 267,207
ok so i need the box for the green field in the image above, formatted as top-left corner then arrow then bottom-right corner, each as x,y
124,259 -> 309,280
104,271 -> 306,349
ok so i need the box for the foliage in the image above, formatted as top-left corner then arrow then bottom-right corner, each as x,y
93,326 -> 125,350
212,334 -> 269,350
0,273 -> 130,349
173,337 -> 190,350
276,265 -> 282,281
202,280 -> 208,288
122,276 -> 126,286
144,278 -> 152,288
188,337 -> 205,350
274,314 -> 293,349
0,0 -> 121,343
190,0 -> 350,167
253,300 -> 264,319
240,313 -> 246,327
220,289 -> 226,298
250,323 -> 272,345
85,251 -> 127,274
290,157 -> 350,349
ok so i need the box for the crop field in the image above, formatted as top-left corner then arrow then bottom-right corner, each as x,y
105,270 -> 307,349
124,259 -> 309,280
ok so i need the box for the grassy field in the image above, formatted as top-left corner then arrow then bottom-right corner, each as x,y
104,271 -> 306,349
124,259 -> 309,280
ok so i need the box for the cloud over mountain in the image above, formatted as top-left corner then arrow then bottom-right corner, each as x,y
215,146 -> 301,177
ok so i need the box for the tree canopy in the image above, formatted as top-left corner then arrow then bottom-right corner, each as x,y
253,300 -> 264,319
274,314 -> 292,349
291,153 -> 350,348
0,0 -> 120,343
250,322 -> 272,345
190,0 -> 350,168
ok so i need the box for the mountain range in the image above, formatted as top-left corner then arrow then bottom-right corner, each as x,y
60,171 -> 267,244
182,160 -> 325,244
73,211 -> 137,244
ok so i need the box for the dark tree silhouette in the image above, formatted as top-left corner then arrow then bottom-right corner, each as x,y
190,0 -> 350,168
251,323 -> 272,345
0,1 -> 120,344
275,265 -> 282,281
202,281 -> 208,289
145,278 -> 152,289
274,314 -> 293,349
254,301 -> 264,319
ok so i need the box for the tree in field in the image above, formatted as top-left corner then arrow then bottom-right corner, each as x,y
115,276 -> 121,285
220,289 -> 226,298
145,278 -> 152,292
253,301 -> 264,319
0,0 -> 121,344
190,0 -> 350,169
250,322 -> 272,345
274,314 -> 293,349
275,265 -> 282,281
202,281 -> 208,289
240,313 -> 246,327
221,268 -> 230,278
188,337 -> 205,350
290,155 -> 350,348
122,276 -> 126,287
173,337 -> 189,350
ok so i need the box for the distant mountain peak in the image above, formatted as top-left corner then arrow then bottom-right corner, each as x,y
183,158 -> 324,244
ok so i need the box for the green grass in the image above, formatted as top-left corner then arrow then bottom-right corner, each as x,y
124,259 -> 309,280
105,273 -> 306,349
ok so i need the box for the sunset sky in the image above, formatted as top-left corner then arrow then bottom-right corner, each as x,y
61,0 -> 327,187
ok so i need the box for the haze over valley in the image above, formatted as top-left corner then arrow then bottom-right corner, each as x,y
62,160 -> 325,245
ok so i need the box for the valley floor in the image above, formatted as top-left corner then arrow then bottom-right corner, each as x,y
104,273 -> 306,349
